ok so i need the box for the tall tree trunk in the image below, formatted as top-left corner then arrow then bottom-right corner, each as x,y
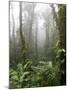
45,26 -> 49,50
58,5 -> 66,85
51,4 -> 66,85
20,2 -> 25,47
35,19 -> 38,62
19,2 -> 26,64
11,3 -> 16,66
44,21 -> 49,57
28,4 -> 35,57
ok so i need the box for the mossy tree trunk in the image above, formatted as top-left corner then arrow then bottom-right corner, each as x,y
51,4 -> 66,85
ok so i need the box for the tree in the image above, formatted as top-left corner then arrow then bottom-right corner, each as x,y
10,3 -> 16,67
25,3 -> 35,57
51,4 -> 66,85
19,2 -> 26,64
35,17 -> 38,61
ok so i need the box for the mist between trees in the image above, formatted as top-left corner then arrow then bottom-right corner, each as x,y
9,1 -> 66,89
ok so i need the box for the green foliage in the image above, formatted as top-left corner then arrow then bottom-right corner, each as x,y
10,3 -> 66,88
9,61 -> 32,88
9,60 -> 61,88
31,61 -> 60,86
9,34 -> 66,88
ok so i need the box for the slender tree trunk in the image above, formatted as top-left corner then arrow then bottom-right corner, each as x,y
28,4 -> 35,57
45,27 -> 49,50
20,2 -> 25,47
35,19 -> 38,61
19,2 -> 26,64
44,22 -> 49,57
11,3 -> 16,65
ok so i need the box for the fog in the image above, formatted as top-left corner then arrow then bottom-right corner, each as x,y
10,1 -> 59,62
9,2 -> 66,88
10,2 -> 57,48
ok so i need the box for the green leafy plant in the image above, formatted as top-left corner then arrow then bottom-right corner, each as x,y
9,61 -> 32,88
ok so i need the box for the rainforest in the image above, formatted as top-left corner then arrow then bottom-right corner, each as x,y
9,1 -> 66,88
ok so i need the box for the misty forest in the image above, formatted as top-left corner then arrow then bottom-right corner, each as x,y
9,2 -> 66,88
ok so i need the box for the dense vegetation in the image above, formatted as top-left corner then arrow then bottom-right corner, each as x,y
9,2 -> 66,89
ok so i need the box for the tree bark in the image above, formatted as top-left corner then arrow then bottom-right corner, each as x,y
19,2 -> 26,64
51,4 -> 66,85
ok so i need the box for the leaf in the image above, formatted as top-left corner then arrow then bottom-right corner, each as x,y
39,61 -> 46,64
57,48 -> 65,54
23,72 -> 30,76
11,75 -> 18,81
10,70 -> 17,76
62,49 -> 65,52
24,61 -> 32,69
17,63 -> 22,69
19,72 -> 30,82
55,40 -> 60,47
